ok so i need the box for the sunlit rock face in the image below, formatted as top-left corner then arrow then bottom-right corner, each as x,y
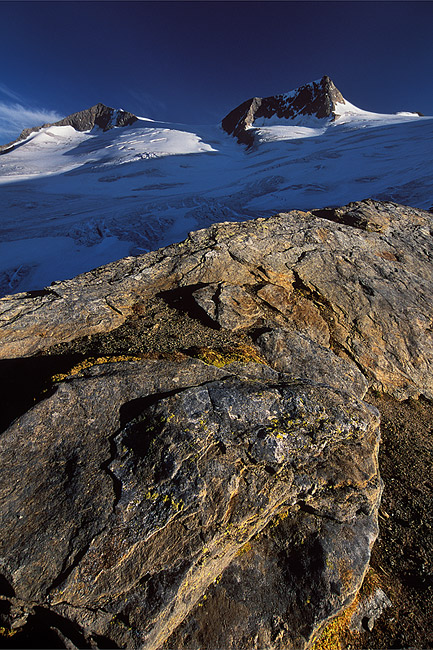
1,199 -> 433,648
2,199 -> 433,400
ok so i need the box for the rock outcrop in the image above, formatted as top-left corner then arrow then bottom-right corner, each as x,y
0,199 -> 432,648
222,75 -> 345,145
1,199 -> 432,400
0,103 -> 137,153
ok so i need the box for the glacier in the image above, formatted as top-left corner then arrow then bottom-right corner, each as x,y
0,91 -> 432,297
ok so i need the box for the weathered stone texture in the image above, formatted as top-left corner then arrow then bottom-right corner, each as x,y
0,355 -> 380,649
2,200 -> 433,400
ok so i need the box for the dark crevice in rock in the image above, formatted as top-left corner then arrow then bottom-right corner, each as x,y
158,285 -> 221,330
0,354 -> 86,434
115,612 -> 130,628
334,341 -> 373,385
0,600 -> 11,616
311,200 -> 392,233
0,575 -> 15,598
1,607 -> 90,649
250,326 -> 274,341
298,500 -> 340,522
359,280 -> 375,297
91,632 -> 121,648
119,387 -> 205,431
284,535 -> 325,579
291,270 -> 322,305
22,288 -> 60,299
212,282 -> 223,323
292,269 -> 336,329
104,297 -> 123,316
311,207 -> 369,231
296,249 -> 312,265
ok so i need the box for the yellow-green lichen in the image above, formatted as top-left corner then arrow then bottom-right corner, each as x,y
310,599 -> 358,650
145,489 -> 184,512
235,541 -> 252,557
213,573 -> 223,585
268,507 -> 291,530
51,355 -> 145,382
0,627 -> 17,639
191,345 -> 267,368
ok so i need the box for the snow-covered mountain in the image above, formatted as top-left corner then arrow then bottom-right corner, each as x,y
222,75 -> 347,145
1,76 -> 432,296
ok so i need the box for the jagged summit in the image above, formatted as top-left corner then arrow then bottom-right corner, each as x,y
0,103 -> 137,153
222,75 -> 346,145
38,102 -> 137,133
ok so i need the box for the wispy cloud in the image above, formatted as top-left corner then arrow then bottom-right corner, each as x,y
0,102 -> 63,143
0,82 -> 23,103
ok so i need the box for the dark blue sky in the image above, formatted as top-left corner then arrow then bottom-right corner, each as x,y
1,1 -> 433,140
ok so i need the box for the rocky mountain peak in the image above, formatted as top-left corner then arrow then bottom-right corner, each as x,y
222,75 -> 346,145
0,103 -> 138,153
50,102 -> 138,132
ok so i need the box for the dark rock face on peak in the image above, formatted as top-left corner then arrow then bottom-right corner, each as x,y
0,103 -> 137,152
49,102 -> 138,132
222,75 -> 345,145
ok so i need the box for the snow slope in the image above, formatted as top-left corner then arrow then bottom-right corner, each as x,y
1,101 -> 432,296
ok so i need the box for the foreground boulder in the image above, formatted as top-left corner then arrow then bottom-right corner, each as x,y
0,350 -> 380,649
0,199 -> 432,648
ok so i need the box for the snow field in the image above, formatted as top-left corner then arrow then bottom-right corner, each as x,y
0,101 -> 432,296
